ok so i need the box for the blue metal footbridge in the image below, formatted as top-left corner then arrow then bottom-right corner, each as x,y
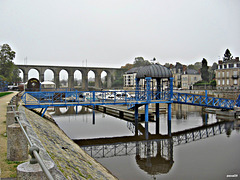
21,89 -> 240,113
20,75 -> 240,137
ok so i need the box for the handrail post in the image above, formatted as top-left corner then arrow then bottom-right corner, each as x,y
8,100 -> 55,180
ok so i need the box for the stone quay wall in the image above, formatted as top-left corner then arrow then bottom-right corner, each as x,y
16,105 -> 117,179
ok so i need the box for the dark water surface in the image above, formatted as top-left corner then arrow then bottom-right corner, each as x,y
52,105 -> 240,180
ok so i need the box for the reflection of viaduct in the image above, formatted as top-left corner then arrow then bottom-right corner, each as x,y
17,64 -> 122,90
53,106 -> 93,115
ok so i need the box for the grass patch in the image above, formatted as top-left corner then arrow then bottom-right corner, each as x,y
5,159 -> 25,165
0,92 -> 13,97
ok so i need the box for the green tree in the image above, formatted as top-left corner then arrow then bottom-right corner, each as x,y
0,44 -> 20,83
200,58 -> 209,82
133,57 -> 151,67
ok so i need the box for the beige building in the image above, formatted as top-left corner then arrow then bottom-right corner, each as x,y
181,69 -> 202,90
215,57 -> 240,90
123,67 -> 144,89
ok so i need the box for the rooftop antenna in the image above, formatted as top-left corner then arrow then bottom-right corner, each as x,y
24,57 -> 28,65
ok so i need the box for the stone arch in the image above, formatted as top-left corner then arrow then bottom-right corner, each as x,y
18,69 -> 24,83
74,70 -> 82,88
18,67 -> 29,83
28,68 -> 40,80
88,70 -> 96,88
59,69 -> 69,88
44,69 -> 54,82
100,70 -> 107,88
104,70 -> 113,89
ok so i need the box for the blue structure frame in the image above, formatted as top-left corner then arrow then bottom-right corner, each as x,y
21,75 -> 240,137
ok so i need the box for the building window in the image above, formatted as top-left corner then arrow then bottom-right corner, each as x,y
229,64 -> 234,68
234,79 -> 237,85
227,72 -> 229,77
222,72 -> 224,77
222,80 -> 225,85
227,79 -> 229,85
233,71 -> 237,76
218,80 -> 221,85
224,64 -> 227,69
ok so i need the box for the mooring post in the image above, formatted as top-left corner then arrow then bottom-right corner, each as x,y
156,103 -> 160,134
168,103 -> 172,136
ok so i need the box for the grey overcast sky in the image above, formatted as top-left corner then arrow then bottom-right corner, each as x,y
1,0 -> 240,68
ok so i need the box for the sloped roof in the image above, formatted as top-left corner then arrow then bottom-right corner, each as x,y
136,64 -> 172,79
186,69 -> 199,75
125,67 -> 142,74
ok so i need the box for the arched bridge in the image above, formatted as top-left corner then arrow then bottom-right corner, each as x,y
17,64 -> 123,90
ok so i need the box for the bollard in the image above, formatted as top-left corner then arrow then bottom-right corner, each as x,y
7,123 -> 28,161
7,105 -> 16,111
6,111 -> 19,128
17,161 -> 55,180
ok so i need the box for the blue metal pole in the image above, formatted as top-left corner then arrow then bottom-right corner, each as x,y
205,90 -> 208,105
92,106 -> 95,125
156,103 -> 160,134
145,103 -> 149,139
135,78 -> 140,101
93,91 -> 95,102
135,105 -> 139,136
145,77 -> 151,102
170,77 -> 173,100
168,103 -> 172,136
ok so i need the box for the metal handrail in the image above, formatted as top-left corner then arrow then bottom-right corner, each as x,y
10,97 -> 54,180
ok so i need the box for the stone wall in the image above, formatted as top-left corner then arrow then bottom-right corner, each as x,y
19,105 -> 117,179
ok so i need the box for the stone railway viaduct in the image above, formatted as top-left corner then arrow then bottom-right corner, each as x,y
17,64 -> 122,90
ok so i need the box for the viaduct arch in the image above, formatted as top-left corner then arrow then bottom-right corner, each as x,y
17,64 -> 122,90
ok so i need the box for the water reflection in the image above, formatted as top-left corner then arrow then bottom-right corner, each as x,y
52,106 -> 91,116
77,121 -> 234,177
81,138 -> 174,176
52,105 -> 239,179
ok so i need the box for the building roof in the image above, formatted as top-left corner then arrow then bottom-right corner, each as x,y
185,69 -> 199,75
125,67 -> 142,74
136,64 -> 172,79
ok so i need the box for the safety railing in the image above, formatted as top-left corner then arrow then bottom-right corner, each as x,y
172,92 -> 238,109
21,89 -> 173,106
9,97 -> 54,180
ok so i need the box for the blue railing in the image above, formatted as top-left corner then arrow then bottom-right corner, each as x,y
22,90 -> 172,107
21,90 -> 240,110
172,92 -> 238,109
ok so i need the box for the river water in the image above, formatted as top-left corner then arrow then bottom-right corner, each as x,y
52,104 -> 240,180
